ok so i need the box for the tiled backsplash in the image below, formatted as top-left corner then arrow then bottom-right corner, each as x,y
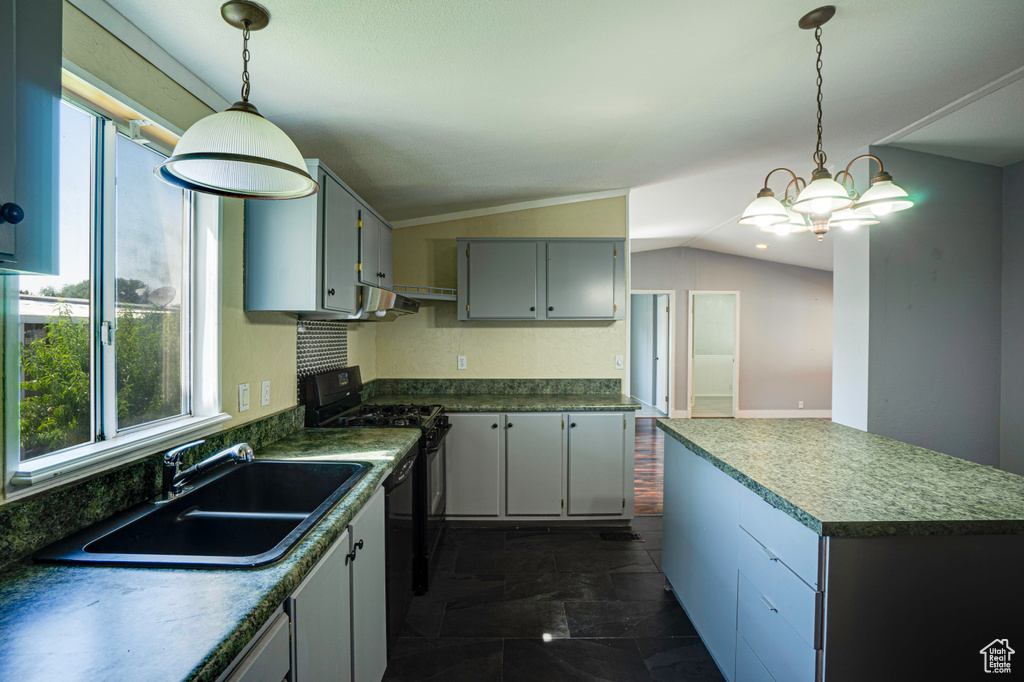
296,320 -> 348,401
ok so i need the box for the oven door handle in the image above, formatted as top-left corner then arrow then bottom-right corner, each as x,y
424,422 -> 453,455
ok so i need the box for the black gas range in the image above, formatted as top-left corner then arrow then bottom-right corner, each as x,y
304,366 -> 450,649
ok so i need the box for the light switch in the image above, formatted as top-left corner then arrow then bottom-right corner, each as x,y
614,355 -> 624,370
238,383 -> 250,412
798,400 -> 804,409
261,380 -> 271,407
457,355 -> 467,370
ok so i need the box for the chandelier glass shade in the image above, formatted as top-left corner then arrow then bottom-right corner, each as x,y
156,1 -> 318,200
738,6 -> 913,241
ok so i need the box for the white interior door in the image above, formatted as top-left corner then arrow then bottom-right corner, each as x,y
689,292 -> 739,418
655,294 -> 670,414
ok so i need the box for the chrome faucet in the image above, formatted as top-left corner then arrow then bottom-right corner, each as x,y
161,440 -> 254,500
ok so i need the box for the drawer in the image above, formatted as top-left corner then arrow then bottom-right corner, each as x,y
737,528 -> 821,649
225,611 -> 291,682
738,486 -> 821,589
737,573 -> 817,682
736,633 -> 775,682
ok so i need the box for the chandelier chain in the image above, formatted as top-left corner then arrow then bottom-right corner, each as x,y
813,25 -> 825,169
241,20 -> 251,102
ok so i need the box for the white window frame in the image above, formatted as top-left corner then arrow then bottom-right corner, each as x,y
3,68 -> 227,499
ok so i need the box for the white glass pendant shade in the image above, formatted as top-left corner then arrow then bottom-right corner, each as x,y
156,103 -> 318,200
852,179 -> 913,217
792,176 -> 854,214
830,207 -> 879,231
739,193 -> 789,228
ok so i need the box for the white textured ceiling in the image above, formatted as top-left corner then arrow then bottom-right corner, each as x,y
102,0 -> 1024,269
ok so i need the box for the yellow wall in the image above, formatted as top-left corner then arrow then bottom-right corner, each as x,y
371,197 -> 628,379
63,2 -> 298,425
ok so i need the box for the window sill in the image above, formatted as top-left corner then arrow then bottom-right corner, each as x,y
7,413 -> 232,498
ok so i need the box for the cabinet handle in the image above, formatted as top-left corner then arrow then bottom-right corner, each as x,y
491,423 -> 498,429
355,539 -> 364,551
0,203 -> 24,224
759,595 -> 778,613
345,551 -> 356,565
507,423 -> 514,428
570,422 -> 576,428
530,306 -> 536,311
758,545 -> 779,562
328,288 -> 336,296
548,306 -> 554,311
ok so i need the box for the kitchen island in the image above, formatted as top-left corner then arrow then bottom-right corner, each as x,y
659,418 -> 1024,682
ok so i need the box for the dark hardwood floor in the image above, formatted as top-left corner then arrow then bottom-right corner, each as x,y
634,418 -> 663,515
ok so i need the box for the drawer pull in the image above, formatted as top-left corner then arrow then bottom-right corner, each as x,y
758,544 -> 780,562
759,594 -> 778,613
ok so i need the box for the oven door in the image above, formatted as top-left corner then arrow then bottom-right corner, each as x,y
425,424 -> 449,550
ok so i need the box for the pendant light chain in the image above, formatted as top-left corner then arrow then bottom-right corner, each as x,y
240,20 -> 251,102
813,25 -> 826,169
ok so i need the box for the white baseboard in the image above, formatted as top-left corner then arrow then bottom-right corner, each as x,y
670,409 -> 691,419
735,410 -> 832,419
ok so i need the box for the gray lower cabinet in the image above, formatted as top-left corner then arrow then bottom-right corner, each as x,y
0,0 -> 61,275
567,413 -> 628,516
245,159 -> 393,316
350,487 -> 388,682
291,528 -> 353,682
457,238 -> 625,321
219,487 -> 388,682
505,413 -> 563,516
446,413 -> 502,516
446,411 -> 635,521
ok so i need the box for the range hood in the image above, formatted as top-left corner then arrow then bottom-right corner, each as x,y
347,286 -> 420,321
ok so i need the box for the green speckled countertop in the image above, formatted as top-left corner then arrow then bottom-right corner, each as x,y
366,393 -> 640,412
658,419 -> 1024,538
0,428 -> 420,682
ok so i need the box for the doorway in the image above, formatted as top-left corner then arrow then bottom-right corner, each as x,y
629,290 -> 674,417
687,291 -> 739,418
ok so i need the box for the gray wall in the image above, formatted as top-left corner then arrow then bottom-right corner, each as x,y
1002,160 -> 1024,474
631,246 -> 833,412
867,146 -> 1003,466
630,293 -> 655,406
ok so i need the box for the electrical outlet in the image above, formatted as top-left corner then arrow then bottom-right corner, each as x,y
261,380 -> 271,407
457,355 -> 467,370
798,400 -> 804,409
614,355 -> 624,370
238,383 -> 250,412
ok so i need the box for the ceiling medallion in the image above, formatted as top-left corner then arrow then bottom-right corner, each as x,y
738,6 -> 913,241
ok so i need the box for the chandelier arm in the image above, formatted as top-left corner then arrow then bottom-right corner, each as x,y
833,169 -> 856,195
784,176 -> 807,203
762,167 -> 801,191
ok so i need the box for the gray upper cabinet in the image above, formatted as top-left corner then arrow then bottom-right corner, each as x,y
246,159 -> 388,317
457,238 -> 624,321
358,210 -> 394,290
0,0 -> 61,275
459,240 -> 541,320
546,240 -> 618,319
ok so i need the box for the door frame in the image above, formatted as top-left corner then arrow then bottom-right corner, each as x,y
630,289 -> 676,416
687,290 -> 740,418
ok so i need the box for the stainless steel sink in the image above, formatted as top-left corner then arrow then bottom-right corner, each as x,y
34,461 -> 371,568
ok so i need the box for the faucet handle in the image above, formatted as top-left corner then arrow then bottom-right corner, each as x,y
164,439 -> 206,464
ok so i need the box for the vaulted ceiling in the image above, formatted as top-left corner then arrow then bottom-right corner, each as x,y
103,0 -> 1024,270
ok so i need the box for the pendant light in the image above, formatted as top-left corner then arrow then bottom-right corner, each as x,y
738,6 -> 913,241
156,1 -> 318,200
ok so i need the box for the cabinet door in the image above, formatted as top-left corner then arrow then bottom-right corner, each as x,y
465,241 -> 540,319
225,612 -> 291,682
545,241 -> 616,319
350,487 -> 388,682
359,209 -> 382,286
0,0 -> 61,274
322,174 -> 360,313
290,529 -> 352,682
378,223 -> 394,291
446,413 -> 502,516
567,413 -> 626,515
506,413 -> 564,516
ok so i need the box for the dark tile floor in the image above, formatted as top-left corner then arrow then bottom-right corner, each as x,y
383,516 -> 725,682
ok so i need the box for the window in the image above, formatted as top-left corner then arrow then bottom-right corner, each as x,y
7,80 -> 226,489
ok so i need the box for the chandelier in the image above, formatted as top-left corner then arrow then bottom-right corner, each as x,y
739,6 -> 913,241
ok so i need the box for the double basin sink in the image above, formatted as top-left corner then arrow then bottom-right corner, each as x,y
35,460 -> 371,568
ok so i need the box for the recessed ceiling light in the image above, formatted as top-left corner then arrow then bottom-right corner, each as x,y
755,243 -> 769,249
